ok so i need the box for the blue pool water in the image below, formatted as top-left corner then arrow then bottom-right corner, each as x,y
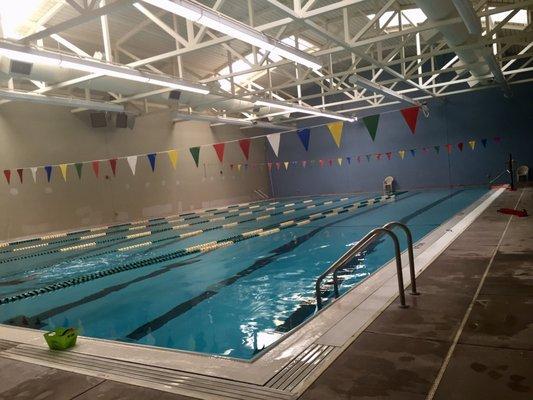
0,188 -> 487,359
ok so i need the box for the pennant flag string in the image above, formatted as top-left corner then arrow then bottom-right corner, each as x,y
266,133 -> 281,157
327,122 -> 344,147
190,146 -> 201,167
109,159 -> 118,176
3,170 -> 11,184
59,164 -> 68,181
167,150 -> 178,169
45,166 -> 52,182
127,156 -> 138,175
92,161 -> 100,178
213,143 -> 225,163
17,168 -> 23,184
362,114 -> 380,141
238,139 -> 251,160
297,128 -> 311,151
75,163 -> 83,179
400,106 -> 420,134
30,167 -> 38,183
147,153 -> 157,172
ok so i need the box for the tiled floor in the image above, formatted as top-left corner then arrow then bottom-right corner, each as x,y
0,187 -> 531,400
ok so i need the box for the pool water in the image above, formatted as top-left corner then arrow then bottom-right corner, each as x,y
0,188 -> 487,359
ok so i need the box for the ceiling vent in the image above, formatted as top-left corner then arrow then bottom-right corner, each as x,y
9,60 -> 33,76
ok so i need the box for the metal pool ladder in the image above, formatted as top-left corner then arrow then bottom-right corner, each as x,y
315,221 -> 419,310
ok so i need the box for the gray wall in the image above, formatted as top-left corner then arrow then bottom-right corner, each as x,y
269,84 -> 533,197
0,104 -> 270,240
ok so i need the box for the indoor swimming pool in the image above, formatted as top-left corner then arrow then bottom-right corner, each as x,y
0,188 -> 488,359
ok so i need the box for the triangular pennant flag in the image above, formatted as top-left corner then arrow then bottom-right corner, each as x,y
167,150 -> 178,169
266,133 -> 281,157
45,165 -> 52,182
346,157 -> 351,164
267,162 -> 272,171
59,164 -> 68,181
365,154 -> 371,162
398,150 -> 405,159
245,163 -> 249,170
468,140 -> 476,150
328,159 -> 333,167
75,163 -> 83,179
327,122 -> 344,147
481,138 -> 488,148
362,115 -> 380,141
92,161 -> 100,178
3,170 -> 11,184
109,158 -> 117,176
147,153 -> 157,172
386,152 -> 392,160
493,136 -> 502,144
410,149 -> 416,157
17,168 -> 23,183
30,167 -> 38,183
319,159 -> 324,167
337,158 -> 343,166
237,164 -> 242,171
213,143 -> 225,163
375,153 -> 381,160
189,147 -> 200,167
357,156 -> 361,163
302,160 -> 307,168
283,161 -> 289,170
297,128 -> 311,151
422,147 -> 428,154
457,142 -> 464,152
400,106 -> 420,134
275,162 -> 281,170
434,145 -> 440,154
238,139 -> 251,160
127,156 -> 138,175
446,144 -> 453,154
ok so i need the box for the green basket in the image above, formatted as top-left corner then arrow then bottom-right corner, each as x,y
44,327 -> 78,350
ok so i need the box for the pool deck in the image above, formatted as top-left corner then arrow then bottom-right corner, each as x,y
0,186 -> 531,399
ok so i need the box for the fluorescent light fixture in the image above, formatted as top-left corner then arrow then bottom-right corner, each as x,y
0,89 -> 125,112
172,112 -> 289,130
142,0 -> 321,70
255,99 -> 356,122
0,40 -> 209,95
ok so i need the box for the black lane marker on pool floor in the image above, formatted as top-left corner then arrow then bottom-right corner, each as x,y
123,193 -> 417,341
3,257 -> 202,329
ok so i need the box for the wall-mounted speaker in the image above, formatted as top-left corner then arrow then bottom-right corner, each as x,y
116,113 -> 128,128
169,90 -> 182,100
90,112 -> 107,128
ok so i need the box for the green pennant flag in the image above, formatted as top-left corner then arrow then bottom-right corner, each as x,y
189,146 -> 200,167
75,163 -> 83,179
362,114 -> 380,141
434,145 -> 440,154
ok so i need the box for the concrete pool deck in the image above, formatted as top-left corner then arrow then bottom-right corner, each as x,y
0,187 -> 531,399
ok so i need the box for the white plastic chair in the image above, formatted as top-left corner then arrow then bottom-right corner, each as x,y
517,165 -> 529,182
383,176 -> 394,195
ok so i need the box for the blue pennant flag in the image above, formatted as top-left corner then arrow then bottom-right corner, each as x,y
481,138 -> 488,148
410,149 -> 416,157
297,128 -> 311,151
147,153 -> 157,172
44,165 -> 52,182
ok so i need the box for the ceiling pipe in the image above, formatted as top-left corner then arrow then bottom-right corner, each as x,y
172,111 -> 291,130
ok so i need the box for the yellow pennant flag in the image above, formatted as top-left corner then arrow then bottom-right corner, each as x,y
167,150 -> 178,169
237,163 -> 242,171
59,164 -> 68,181
327,122 -> 344,148
337,157 -> 343,166
283,161 -> 289,170
468,140 -> 476,150
398,150 -> 406,159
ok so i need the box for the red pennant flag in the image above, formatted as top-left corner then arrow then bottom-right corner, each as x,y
3,170 -> 11,184
92,161 -> 100,178
319,159 -> 324,167
457,142 -> 464,152
422,147 -> 428,154
375,153 -> 382,160
17,168 -> 23,183
446,144 -> 453,154
213,143 -> 225,163
400,106 -> 420,134
386,152 -> 392,160
238,139 -> 251,160
328,159 -> 333,167
109,158 -> 117,176
267,162 -> 272,171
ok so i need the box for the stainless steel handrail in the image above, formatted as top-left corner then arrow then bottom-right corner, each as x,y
315,222 -> 418,310
383,222 -> 419,296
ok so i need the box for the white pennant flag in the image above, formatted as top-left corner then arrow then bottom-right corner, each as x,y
30,167 -> 38,183
127,156 -> 138,175
266,133 -> 281,157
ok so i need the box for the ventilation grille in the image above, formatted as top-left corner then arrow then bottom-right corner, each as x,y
9,60 -> 33,76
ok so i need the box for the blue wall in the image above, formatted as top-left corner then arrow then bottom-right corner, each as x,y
269,84 -> 533,197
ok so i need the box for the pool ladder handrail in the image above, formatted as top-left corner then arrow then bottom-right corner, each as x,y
315,221 -> 419,310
